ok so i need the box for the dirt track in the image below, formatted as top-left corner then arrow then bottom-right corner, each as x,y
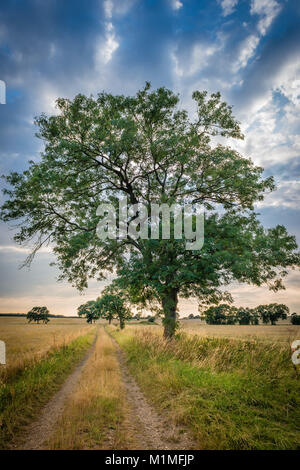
109,332 -> 195,450
17,335 -> 97,450
15,328 -> 194,450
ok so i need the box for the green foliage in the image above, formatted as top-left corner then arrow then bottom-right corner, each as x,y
256,303 -> 289,325
204,304 -> 237,325
1,83 -> 299,337
96,283 -> 132,329
26,306 -> 50,324
291,313 -> 300,325
236,307 -> 254,325
147,316 -> 155,323
77,300 -> 99,323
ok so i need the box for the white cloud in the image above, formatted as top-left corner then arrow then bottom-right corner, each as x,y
95,20 -> 119,67
219,0 -> 239,17
103,0 -> 137,18
233,34 -> 260,71
103,0 -> 113,19
170,0 -> 183,10
172,40 -> 221,80
250,0 -> 282,36
0,245 -> 52,254
259,180 -> 300,209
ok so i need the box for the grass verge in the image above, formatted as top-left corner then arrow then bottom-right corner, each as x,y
0,329 -> 95,449
47,327 -> 131,449
109,326 -> 300,450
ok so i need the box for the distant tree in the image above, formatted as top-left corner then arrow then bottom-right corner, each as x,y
96,284 -> 132,329
291,313 -> 300,325
204,304 -> 236,325
236,307 -> 252,325
26,306 -> 50,324
250,309 -> 259,325
256,303 -> 289,325
77,300 -> 99,323
188,314 -> 195,319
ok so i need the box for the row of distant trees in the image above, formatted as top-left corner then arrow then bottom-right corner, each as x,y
26,300 -> 300,327
78,284 -> 131,329
186,303 -> 300,325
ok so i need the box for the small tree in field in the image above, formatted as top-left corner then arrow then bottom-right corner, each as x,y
96,285 -> 132,329
77,300 -> 99,323
291,313 -> 300,325
27,306 -> 50,324
256,303 -> 289,325
1,83 -> 299,337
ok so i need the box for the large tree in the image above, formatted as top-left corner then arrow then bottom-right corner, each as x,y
1,84 -> 299,337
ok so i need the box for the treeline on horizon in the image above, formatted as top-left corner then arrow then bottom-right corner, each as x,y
0,313 -> 77,318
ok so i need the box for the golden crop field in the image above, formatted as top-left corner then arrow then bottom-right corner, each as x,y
180,320 -> 300,343
0,317 -> 94,384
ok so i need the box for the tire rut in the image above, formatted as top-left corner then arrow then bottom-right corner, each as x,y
16,333 -> 98,450
108,331 -> 195,450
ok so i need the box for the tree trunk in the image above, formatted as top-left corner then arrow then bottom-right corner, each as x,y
108,317 -> 112,324
162,288 -> 178,338
119,317 -> 125,329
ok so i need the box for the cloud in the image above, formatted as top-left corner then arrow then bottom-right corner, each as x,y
103,0 -> 113,18
233,34 -> 260,71
95,21 -> 119,66
170,0 -> 183,10
250,0 -> 282,36
219,0 -> 239,17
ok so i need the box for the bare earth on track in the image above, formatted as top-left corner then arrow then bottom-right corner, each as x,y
109,334 -> 195,450
16,335 -> 97,450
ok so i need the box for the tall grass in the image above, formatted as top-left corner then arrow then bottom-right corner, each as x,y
0,330 -> 95,449
110,326 -> 300,450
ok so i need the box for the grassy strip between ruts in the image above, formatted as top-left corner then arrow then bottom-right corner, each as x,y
0,329 -> 95,449
47,327 -> 133,449
108,325 -> 300,450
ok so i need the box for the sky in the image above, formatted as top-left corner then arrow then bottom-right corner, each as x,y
0,0 -> 300,316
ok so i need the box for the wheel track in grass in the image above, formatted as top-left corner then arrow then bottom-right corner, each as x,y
107,329 -> 196,450
15,332 -> 98,450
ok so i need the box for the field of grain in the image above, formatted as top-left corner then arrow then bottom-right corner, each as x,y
1,317 -> 299,450
0,317 -> 94,385
180,320 -> 300,343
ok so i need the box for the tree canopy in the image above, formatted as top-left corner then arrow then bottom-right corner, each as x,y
1,83 -> 299,337
26,306 -> 50,324
77,300 -> 99,323
256,303 -> 289,325
96,284 -> 132,329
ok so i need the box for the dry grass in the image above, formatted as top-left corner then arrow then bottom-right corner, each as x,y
47,327 -> 131,450
111,325 -> 300,449
0,317 -> 94,385
180,320 -> 300,343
